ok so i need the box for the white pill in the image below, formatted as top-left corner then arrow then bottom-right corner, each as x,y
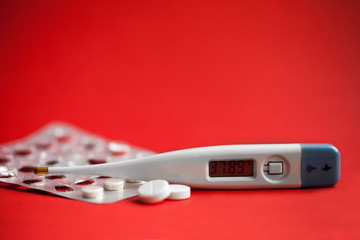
104,178 -> 125,191
108,142 -> 131,156
82,185 -> 104,198
126,178 -> 147,185
137,179 -> 170,204
168,184 -> 191,200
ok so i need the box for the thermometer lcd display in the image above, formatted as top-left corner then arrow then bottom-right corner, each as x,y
209,160 -> 254,177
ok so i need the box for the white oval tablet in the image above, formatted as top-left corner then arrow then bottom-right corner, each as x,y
168,184 -> 191,200
82,185 -> 104,198
104,178 -> 125,191
108,142 -> 131,156
137,180 -> 170,204
126,178 -> 147,185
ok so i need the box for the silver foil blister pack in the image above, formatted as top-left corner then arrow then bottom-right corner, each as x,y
0,122 -> 154,204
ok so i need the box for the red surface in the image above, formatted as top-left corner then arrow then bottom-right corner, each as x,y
1,1 -> 360,239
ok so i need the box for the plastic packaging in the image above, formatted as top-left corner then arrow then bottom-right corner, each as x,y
0,122 -> 154,204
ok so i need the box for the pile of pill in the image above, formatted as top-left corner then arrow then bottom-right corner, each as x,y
137,180 -> 191,204
80,178 -> 191,204
81,178 -> 125,198
0,122 -> 155,204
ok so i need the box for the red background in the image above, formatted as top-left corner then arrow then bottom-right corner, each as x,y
1,1 -> 359,239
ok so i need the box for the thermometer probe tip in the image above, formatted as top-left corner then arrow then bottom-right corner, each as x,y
34,167 -> 49,175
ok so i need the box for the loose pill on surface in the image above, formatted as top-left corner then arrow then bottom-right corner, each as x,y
168,184 -> 191,200
81,185 -> 104,198
104,178 -> 125,191
137,179 -> 170,204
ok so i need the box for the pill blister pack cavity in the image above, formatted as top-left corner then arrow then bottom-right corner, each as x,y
0,122 -> 155,204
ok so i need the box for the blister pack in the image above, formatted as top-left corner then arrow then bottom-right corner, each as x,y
0,122 -> 155,204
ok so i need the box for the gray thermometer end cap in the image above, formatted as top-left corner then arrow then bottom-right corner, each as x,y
300,144 -> 340,188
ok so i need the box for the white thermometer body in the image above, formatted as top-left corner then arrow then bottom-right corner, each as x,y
42,144 -> 340,189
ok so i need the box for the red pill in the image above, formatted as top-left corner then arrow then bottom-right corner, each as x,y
23,178 -> 43,185
55,185 -> 74,192
84,143 -> 96,150
111,151 -> 126,156
45,175 -> 66,180
18,166 -> 35,173
88,158 -> 107,165
0,157 -> 10,165
57,135 -> 73,143
35,141 -> 52,150
97,176 -> 111,179
75,179 -> 95,185
14,148 -> 32,156
47,160 -> 59,166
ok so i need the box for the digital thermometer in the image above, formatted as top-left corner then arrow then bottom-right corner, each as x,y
35,144 -> 340,189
